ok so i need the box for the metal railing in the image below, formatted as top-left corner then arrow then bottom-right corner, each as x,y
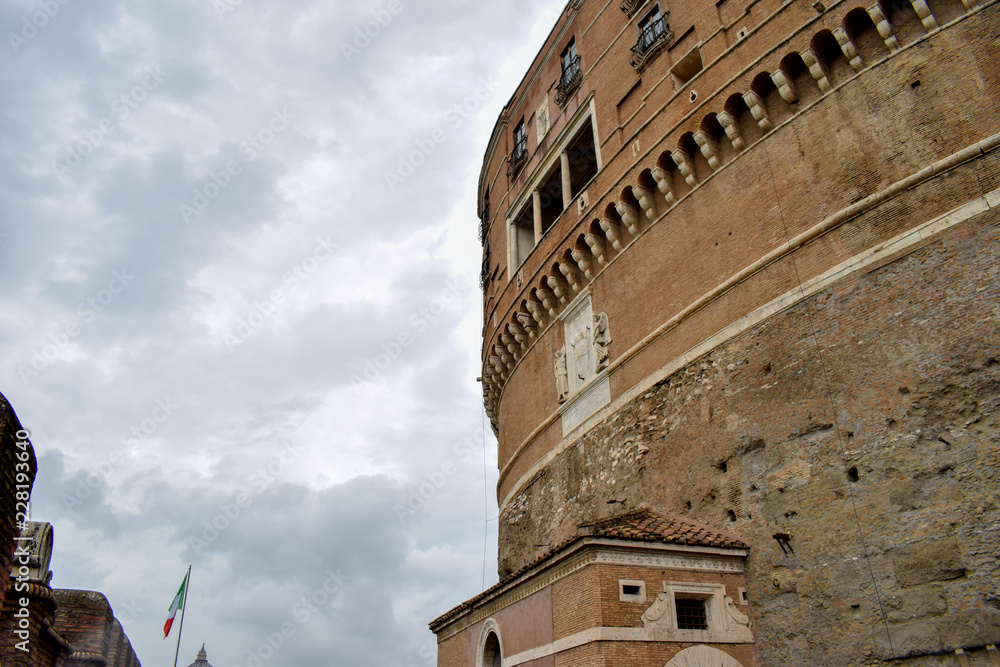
507,140 -> 527,180
620,0 -> 644,17
478,201 -> 490,245
479,244 -> 491,291
555,55 -> 582,107
630,15 -> 673,69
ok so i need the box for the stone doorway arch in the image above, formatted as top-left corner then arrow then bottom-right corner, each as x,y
665,644 -> 745,667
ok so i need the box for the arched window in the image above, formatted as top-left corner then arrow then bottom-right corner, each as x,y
482,632 -> 502,667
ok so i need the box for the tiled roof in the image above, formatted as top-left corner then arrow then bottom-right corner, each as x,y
583,508 -> 747,549
429,508 -> 746,629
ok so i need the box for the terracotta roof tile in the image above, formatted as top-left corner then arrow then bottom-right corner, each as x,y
429,508 -> 747,629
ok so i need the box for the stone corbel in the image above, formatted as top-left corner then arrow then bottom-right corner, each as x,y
500,333 -> 521,356
599,218 -> 625,252
867,5 -> 900,51
558,261 -> 583,293
584,233 -> 608,267
742,91 -> 773,132
715,112 -> 745,152
800,48 -> 832,93
535,286 -> 559,316
650,166 -> 678,205
693,130 -> 721,171
547,273 -> 571,303
525,298 -> 546,326
909,0 -> 939,32
771,70 -> 798,103
615,200 -> 642,236
671,150 -> 698,187
632,184 -> 658,220
493,345 -> 513,370
508,320 -> 530,345
832,28 -> 864,71
570,247 -> 594,280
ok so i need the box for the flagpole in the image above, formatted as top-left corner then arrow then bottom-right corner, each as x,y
172,565 -> 192,667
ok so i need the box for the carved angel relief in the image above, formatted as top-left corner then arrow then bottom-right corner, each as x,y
554,346 -> 569,403
593,312 -> 612,371
554,308 -> 613,403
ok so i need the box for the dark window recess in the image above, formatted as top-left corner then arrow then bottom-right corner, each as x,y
480,243 -> 491,291
508,120 -> 527,180
675,598 -> 708,630
565,123 -> 598,199
556,40 -> 581,107
537,168 -> 562,233
622,584 -> 642,595
631,6 -> 674,70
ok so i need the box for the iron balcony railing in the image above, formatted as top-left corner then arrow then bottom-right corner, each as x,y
478,201 -> 490,245
507,140 -> 527,180
630,15 -> 673,70
620,0 -> 643,17
479,243 -> 491,291
555,55 -> 582,107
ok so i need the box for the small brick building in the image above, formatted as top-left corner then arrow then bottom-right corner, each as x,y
435,0 -> 1000,663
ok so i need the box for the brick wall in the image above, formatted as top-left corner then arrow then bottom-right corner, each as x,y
498,209 -> 1000,664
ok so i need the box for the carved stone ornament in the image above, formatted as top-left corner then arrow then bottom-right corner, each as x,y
16,521 -> 54,584
593,312 -> 612,371
554,346 -> 569,403
641,592 -> 671,627
725,596 -> 751,627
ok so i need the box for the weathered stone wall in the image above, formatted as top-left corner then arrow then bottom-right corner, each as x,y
499,211 -> 1000,664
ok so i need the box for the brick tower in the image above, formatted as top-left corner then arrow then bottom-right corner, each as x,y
432,0 -> 1000,664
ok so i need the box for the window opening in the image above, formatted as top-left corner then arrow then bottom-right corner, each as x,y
556,39 -> 582,106
508,119 -> 527,179
631,5 -> 673,69
566,123 -> 598,198
675,598 -> 708,630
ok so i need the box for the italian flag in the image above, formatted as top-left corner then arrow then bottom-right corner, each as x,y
163,572 -> 188,639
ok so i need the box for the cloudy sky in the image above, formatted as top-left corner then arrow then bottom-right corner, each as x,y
0,1 -> 566,664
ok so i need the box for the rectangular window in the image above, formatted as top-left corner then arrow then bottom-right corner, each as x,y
556,38 -> 582,107
675,598 -> 708,630
637,6 -> 666,50
514,120 -> 527,162
561,39 -> 579,87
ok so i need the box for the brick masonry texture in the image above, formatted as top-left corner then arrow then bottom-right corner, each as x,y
447,0 -> 1000,663
498,209 -> 1000,665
